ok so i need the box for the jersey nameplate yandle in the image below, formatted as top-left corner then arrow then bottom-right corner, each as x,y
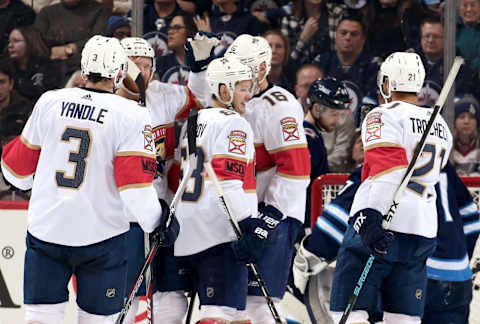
280,117 -> 299,142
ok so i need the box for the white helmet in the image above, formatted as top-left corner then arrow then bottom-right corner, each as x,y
377,52 -> 425,102
225,34 -> 272,93
81,35 -> 128,89
206,56 -> 253,106
120,37 -> 156,75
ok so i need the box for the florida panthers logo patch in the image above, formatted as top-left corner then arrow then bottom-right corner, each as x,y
143,125 -> 154,152
365,112 -> 382,142
228,130 -> 247,155
281,117 -> 299,141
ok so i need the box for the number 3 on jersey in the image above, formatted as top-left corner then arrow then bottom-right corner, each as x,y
56,127 -> 91,189
180,146 -> 205,202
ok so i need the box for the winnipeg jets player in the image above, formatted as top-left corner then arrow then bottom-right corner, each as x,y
174,56 -> 271,324
225,34 -> 311,323
117,36 -> 216,324
329,52 -> 452,324
0,35 -> 172,324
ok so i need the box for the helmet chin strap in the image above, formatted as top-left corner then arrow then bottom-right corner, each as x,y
380,80 -> 392,103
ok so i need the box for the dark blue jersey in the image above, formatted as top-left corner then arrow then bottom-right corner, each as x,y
304,120 -> 329,226
306,166 -> 362,260
156,53 -> 190,85
428,162 -> 480,282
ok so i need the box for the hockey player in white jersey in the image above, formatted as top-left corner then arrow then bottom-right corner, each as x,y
173,56 -> 279,324
0,35 -> 175,324
116,36 -> 217,324
224,34 -> 311,323
329,52 -> 453,324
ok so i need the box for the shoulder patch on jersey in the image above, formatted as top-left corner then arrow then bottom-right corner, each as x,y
228,130 -> 247,155
365,112 -> 382,142
281,117 -> 300,142
143,125 -> 154,152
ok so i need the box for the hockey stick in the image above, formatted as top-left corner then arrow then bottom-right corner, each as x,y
116,109 -> 199,324
339,56 -> 464,324
184,291 -> 196,324
203,161 -> 283,324
143,234 -> 153,324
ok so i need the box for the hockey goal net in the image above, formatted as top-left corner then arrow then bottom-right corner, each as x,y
310,174 -> 480,324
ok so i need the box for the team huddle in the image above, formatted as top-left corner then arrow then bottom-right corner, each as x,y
0,30 -> 478,324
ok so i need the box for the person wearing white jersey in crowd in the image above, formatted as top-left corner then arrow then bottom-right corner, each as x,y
0,35 -> 175,324
329,52 -> 453,324
224,34 -> 311,323
116,35 -> 217,324
174,56 -> 269,324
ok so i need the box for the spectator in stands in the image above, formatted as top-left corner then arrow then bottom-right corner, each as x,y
156,13 -> 196,84
34,0 -> 109,77
0,0 -> 36,53
451,97 -> 480,176
313,13 -> 381,115
0,59 -> 31,200
362,0 -> 422,59
142,0 -> 186,35
350,131 -> 364,168
415,16 -> 474,107
24,0 -> 121,14
263,29 -> 294,93
457,0 -> 480,74
64,70 -> 86,88
5,26 -> 62,101
106,15 -> 131,40
295,63 -> 323,113
193,0 -> 266,50
280,0 -> 345,67
0,59 -> 33,146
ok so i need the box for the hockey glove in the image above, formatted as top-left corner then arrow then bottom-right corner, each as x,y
258,202 -> 284,230
184,31 -> 220,73
151,199 -> 179,247
231,217 -> 269,264
350,208 -> 394,256
293,234 -> 329,294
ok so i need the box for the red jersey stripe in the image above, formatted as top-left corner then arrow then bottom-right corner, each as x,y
114,155 -> 156,189
255,143 -> 275,171
1,135 -> 40,177
270,146 -> 311,177
362,146 -> 408,180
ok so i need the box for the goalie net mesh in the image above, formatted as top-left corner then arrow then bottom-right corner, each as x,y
310,174 -> 480,324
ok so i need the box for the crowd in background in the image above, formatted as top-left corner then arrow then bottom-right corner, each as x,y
1,0 -> 480,200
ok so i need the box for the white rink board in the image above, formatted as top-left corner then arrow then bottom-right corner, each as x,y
0,206 -> 77,324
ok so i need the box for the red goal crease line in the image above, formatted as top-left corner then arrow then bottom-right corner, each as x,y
0,201 -> 28,210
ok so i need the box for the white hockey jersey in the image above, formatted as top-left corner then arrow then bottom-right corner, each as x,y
244,84 -> 311,223
1,88 -> 162,246
173,108 -> 257,256
350,101 -> 453,238
146,72 -> 208,207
